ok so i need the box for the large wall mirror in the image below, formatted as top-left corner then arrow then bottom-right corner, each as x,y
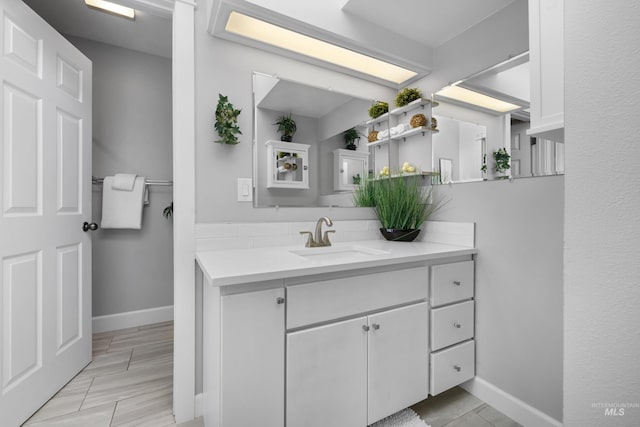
252,58 -> 565,207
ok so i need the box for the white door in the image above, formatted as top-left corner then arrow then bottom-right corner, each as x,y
368,303 -> 429,425
286,317 -> 368,427
0,1 -> 92,425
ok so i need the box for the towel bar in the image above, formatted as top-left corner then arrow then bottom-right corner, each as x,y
92,176 -> 173,186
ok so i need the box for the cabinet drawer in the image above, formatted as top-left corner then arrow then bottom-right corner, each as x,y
430,261 -> 474,307
430,300 -> 474,351
430,340 -> 475,396
287,266 -> 428,329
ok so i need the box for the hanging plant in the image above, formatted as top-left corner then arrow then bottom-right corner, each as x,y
493,148 -> 511,174
214,94 -> 242,145
395,87 -> 422,107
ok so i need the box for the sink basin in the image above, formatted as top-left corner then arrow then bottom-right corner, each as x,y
289,245 -> 390,263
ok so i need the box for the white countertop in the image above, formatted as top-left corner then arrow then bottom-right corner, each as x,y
196,240 -> 477,287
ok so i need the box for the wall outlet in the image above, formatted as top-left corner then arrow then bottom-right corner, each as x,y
237,178 -> 253,202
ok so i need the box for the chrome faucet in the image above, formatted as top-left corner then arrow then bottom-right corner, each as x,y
300,217 -> 335,247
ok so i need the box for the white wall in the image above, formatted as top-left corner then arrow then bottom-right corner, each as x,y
68,37 -> 174,317
432,176 -> 564,422
564,2 -> 640,426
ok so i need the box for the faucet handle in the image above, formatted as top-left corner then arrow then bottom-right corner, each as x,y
322,230 -> 336,246
299,231 -> 314,247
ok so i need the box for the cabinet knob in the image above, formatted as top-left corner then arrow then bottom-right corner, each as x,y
372,323 -> 380,330
362,325 -> 370,332
453,280 -> 461,286
454,365 -> 462,372
453,322 -> 461,328
276,297 -> 285,305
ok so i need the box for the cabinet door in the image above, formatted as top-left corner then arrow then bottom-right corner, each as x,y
287,317 -> 368,427
367,303 -> 429,425
221,288 -> 285,427
334,150 -> 368,191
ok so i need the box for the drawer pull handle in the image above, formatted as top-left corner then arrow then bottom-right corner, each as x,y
453,322 -> 461,328
363,325 -> 370,332
454,365 -> 462,372
372,323 -> 380,331
276,297 -> 285,304
453,280 -> 461,286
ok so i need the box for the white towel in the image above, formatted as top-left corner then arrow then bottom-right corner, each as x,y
101,176 -> 146,229
112,173 -> 137,191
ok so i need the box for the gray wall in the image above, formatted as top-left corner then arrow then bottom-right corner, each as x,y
68,37 -> 174,317
564,1 -> 640,426
431,176 -> 564,421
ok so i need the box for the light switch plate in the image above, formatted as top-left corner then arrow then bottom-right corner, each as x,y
237,178 -> 253,202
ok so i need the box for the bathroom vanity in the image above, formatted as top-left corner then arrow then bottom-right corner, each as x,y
197,238 -> 477,427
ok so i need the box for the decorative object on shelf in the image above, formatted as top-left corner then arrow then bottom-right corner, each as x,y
395,87 -> 422,107
402,162 -> 416,173
431,116 -> 438,130
368,101 -> 389,119
352,173 -> 361,185
343,127 -> 361,150
409,113 -> 427,128
353,174 -> 442,242
368,130 -> 379,142
162,202 -> 173,219
379,166 -> 390,177
214,94 -> 242,145
493,147 -> 511,175
274,113 -> 297,142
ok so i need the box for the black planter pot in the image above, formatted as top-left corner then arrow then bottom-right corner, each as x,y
379,228 -> 421,242
345,144 -> 357,151
280,135 -> 293,142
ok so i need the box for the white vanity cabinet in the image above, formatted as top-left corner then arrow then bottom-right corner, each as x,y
429,260 -> 476,395
199,243 -> 478,427
333,148 -> 368,191
528,0 -> 564,141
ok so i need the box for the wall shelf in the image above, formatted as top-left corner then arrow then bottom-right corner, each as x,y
389,98 -> 439,117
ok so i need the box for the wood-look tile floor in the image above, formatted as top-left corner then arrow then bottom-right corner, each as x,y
24,321 -> 518,427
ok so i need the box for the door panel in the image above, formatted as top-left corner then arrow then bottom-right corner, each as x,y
0,1 -> 92,425
287,317 -> 368,427
368,303 -> 429,425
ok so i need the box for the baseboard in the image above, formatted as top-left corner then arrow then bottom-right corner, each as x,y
195,393 -> 204,418
461,377 -> 563,427
92,305 -> 174,333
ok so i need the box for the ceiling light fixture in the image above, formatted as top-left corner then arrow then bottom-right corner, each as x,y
224,11 -> 417,85
85,0 -> 135,20
435,85 -> 521,113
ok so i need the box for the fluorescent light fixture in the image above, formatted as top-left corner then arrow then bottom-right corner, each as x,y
435,85 -> 521,113
225,11 -> 417,85
85,0 -> 135,20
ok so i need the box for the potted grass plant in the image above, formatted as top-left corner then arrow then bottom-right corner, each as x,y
353,174 -> 441,242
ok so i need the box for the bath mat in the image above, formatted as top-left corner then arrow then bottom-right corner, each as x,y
369,408 -> 430,427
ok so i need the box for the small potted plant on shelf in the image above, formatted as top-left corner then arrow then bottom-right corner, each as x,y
274,113 -> 297,142
395,87 -> 422,107
493,148 -> 511,178
353,174 -> 442,242
368,101 -> 389,119
343,127 -> 360,150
